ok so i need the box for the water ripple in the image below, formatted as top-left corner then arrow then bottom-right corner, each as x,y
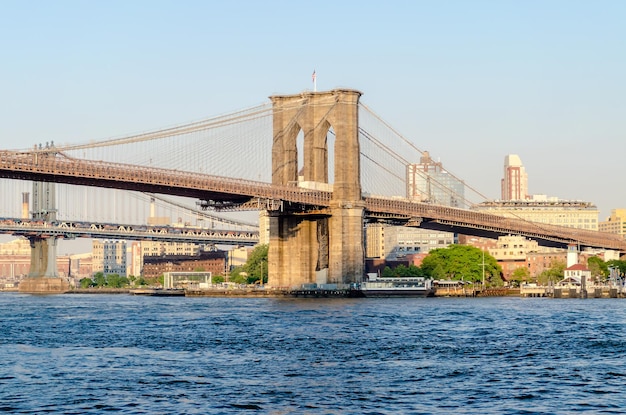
1,294 -> 626,413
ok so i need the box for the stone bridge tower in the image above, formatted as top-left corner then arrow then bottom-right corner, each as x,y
268,89 -> 364,288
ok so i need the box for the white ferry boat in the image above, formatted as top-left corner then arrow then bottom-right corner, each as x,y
358,274 -> 435,297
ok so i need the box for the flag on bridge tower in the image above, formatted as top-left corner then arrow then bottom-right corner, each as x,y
312,70 -> 317,92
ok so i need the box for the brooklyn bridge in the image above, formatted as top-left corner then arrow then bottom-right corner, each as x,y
1,89 -> 623,292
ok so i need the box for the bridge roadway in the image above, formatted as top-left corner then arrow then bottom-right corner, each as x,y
1,150 -> 624,252
0,217 -> 259,245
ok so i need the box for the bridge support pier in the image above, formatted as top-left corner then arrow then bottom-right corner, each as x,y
19,236 -> 68,293
328,203 -> 365,284
268,215 -> 329,288
19,178 -> 69,294
268,89 -> 364,288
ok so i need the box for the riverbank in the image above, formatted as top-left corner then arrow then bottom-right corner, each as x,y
10,286 -> 626,299
59,287 -> 519,298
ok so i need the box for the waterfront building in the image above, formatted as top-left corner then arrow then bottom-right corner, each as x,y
488,235 -> 538,281
92,240 -> 127,276
0,238 -> 31,287
142,251 -> 227,279
128,241 -> 142,277
227,246 -> 251,271
472,196 -> 599,231
365,223 -> 456,260
468,235 -> 609,283
67,252 -> 93,282
501,154 -> 528,200
561,263 -> 592,285
141,240 -> 201,257
259,211 -> 270,245
599,209 -> 626,239
525,251 -> 568,278
0,237 -> 32,256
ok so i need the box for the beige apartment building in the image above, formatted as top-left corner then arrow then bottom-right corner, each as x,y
92,240 -> 127,276
365,223 -> 456,259
472,197 -> 599,231
599,209 -> 626,239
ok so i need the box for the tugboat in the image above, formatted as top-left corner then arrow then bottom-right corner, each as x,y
358,273 -> 435,297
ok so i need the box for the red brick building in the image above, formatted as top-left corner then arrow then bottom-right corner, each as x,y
142,251 -> 228,279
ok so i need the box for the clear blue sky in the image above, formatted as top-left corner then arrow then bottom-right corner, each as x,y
1,0 -> 624,221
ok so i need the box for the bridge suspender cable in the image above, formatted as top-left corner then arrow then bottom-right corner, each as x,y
45,103 -> 273,153
358,103 -> 579,243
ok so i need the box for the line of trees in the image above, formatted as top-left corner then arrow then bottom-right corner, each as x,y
418,245 -> 503,286
79,272 -> 152,288
78,244 -> 626,290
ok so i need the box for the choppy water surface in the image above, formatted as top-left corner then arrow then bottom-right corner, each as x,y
1,294 -> 625,414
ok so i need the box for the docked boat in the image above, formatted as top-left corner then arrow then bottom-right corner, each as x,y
358,275 -> 435,297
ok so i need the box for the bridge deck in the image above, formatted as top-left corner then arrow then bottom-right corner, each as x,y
1,150 -> 624,252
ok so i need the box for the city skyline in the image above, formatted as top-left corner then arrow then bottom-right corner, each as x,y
0,1 -> 624,221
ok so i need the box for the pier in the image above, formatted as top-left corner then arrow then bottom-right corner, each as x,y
520,284 -> 626,298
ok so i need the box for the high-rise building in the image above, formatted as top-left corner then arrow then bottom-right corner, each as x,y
501,154 -> 528,201
368,151 -> 463,261
406,151 -> 465,207
92,240 -> 127,276
599,209 -> 626,239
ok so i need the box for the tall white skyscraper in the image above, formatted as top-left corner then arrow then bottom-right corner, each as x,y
501,154 -> 528,201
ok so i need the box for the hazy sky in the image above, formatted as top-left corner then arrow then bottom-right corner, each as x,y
1,0 -> 624,222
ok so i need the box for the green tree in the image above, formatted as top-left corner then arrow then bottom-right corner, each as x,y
509,267 -> 530,287
380,264 -> 425,277
587,256 -> 608,281
143,276 -> 160,287
381,266 -> 394,277
606,260 -> 626,276
79,278 -> 94,288
93,272 -> 106,287
537,260 -> 566,285
394,264 -> 408,277
212,275 -> 225,284
229,266 -> 247,284
106,274 -> 129,288
243,244 -> 268,284
431,263 -> 446,279
106,274 -> 121,288
420,245 -> 502,286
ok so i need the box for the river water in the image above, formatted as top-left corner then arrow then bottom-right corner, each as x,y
1,293 -> 625,414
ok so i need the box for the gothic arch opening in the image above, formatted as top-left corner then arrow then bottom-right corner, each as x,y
327,125 -> 335,186
296,128 -> 304,184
